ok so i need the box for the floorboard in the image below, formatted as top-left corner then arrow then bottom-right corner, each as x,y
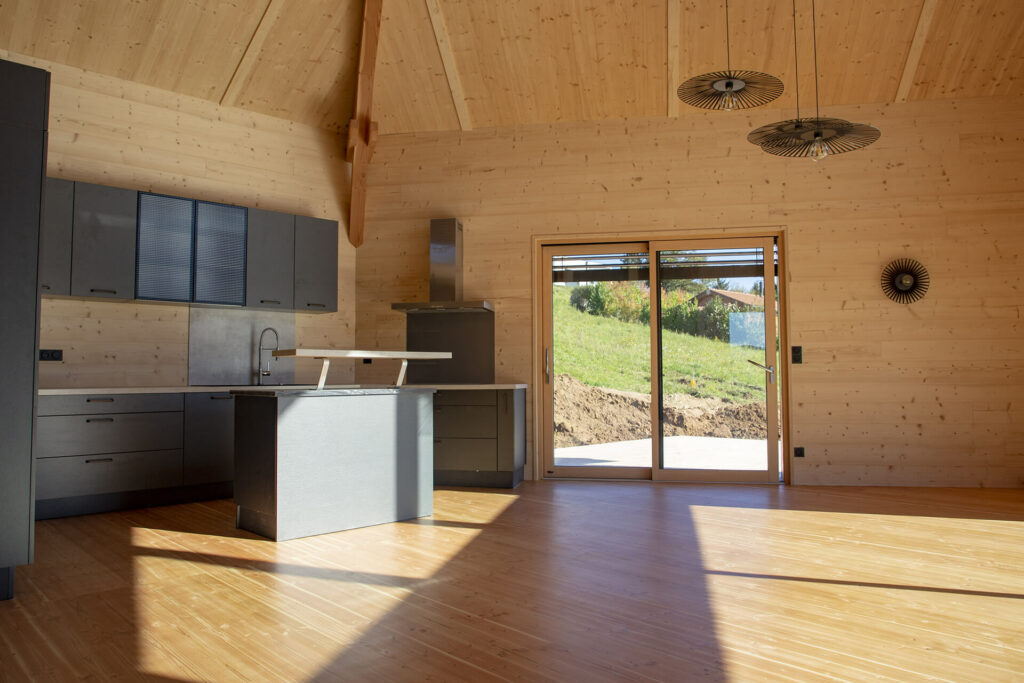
1,482 -> 1023,681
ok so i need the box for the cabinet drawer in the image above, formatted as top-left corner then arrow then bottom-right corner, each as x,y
434,390 -> 497,406
36,412 -> 183,458
434,438 -> 497,471
36,450 -> 183,500
434,405 -> 496,438
37,393 -> 183,416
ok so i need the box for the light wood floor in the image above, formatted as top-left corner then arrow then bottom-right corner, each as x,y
1,483 -> 1023,682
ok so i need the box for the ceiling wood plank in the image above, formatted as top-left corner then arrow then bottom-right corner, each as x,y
895,0 -> 938,102
220,0 -> 282,107
347,0 -> 384,248
425,0 -> 472,130
667,0 -> 680,117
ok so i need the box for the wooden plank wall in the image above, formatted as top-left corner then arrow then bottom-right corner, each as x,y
0,51 -> 356,388
357,96 -> 1024,487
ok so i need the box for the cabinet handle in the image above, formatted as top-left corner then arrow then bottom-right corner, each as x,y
260,299 -> 281,305
90,288 -> 117,295
306,302 -> 326,308
40,284 -> 51,291
434,438 -> 442,444
210,395 -> 233,400
86,417 -> 114,423
85,458 -> 114,464
86,398 -> 115,403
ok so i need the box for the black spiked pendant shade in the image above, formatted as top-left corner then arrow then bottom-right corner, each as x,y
677,70 -> 784,111
748,117 -> 880,159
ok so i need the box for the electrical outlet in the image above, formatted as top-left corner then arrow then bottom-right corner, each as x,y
794,446 -> 805,458
39,349 -> 63,362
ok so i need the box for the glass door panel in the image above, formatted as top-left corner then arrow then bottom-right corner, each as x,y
540,244 -> 651,478
652,238 -> 779,483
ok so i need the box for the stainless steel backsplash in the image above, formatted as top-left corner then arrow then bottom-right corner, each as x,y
188,306 -> 295,386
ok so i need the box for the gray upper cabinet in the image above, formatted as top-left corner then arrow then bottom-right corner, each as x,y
70,182 -> 138,299
246,208 -> 294,310
39,177 -> 73,296
294,215 -> 338,312
183,393 -> 235,485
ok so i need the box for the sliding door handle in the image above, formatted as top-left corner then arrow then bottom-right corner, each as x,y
544,348 -> 551,384
747,359 -> 775,385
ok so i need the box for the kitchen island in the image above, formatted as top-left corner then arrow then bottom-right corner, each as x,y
232,386 -> 435,541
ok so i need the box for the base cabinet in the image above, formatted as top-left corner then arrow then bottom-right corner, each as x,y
433,388 -> 526,488
35,392 -> 233,519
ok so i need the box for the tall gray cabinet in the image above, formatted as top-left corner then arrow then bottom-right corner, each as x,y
0,58 -> 48,601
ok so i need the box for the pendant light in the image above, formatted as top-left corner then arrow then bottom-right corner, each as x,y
677,0 -> 783,111
748,0 -> 880,160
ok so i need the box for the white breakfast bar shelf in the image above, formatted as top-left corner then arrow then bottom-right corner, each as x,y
271,349 -> 453,390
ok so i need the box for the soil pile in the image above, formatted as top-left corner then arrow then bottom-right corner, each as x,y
553,374 -> 769,448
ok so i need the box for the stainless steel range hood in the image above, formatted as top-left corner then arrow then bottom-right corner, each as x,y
391,218 -> 493,312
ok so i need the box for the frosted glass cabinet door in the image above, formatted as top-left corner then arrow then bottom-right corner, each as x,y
195,201 -> 246,306
136,193 -> 194,302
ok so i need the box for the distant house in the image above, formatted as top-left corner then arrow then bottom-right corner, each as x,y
694,288 -> 764,309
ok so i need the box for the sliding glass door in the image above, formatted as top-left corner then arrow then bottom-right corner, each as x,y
651,238 -> 780,483
540,236 -> 782,483
540,244 -> 652,479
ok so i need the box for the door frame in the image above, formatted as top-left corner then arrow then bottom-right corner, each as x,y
532,228 -> 793,484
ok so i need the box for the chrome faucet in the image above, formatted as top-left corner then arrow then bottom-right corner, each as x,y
257,327 -> 280,385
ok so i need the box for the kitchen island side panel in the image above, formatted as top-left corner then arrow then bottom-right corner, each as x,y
273,391 -> 433,541
233,394 -> 280,540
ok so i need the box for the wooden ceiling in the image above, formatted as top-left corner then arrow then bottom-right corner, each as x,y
2,0 -> 1023,135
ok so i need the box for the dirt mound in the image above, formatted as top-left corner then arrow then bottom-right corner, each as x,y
553,374 -> 768,448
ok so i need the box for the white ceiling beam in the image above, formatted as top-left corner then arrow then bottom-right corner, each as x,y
426,0 -> 472,130
667,0 -> 681,117
895,0 -> 939,102
220,0 -> 284,107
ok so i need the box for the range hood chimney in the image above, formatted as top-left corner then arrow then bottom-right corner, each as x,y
391,218 -> 493,312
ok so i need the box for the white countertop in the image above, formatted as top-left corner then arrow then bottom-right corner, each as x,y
39,383 -> 527,396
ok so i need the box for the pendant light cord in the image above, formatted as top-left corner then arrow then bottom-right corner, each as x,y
792,0 -> 800,119
725,0 -> 731,72
812,0 -> 820,120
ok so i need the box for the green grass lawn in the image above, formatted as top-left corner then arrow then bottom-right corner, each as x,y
552,285 -> 768,403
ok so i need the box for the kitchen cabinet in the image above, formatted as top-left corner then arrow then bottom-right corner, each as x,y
0,57 -> 48,600
70,181 -> 138,299
433,388 -> 526,488
194,201 -> 246,306
136,193 -> 194,302
136,195 -> 247,306
39,177 -> 73,295
35,391 -> 235,519
246,208 -> 294,310
294,215 -> 338,312
183,392 -> 235,485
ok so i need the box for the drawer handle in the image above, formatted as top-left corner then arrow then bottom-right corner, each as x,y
89,288 -> 117,295
85,458 -> 114,464
260,299 -> 281,305
40,284 -> 51,290
306,302 -> 326,308
86,398 -> 115,403
210,395 -> 233,400
434,438 -> 442,444
86,417 -> 114,423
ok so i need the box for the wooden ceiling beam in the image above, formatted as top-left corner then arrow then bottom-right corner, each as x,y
895,0 -> 939,102
426,0 -> 472,130
667,0 -> 681,117
346,0 -> 384,248
220,0 -> 284,107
